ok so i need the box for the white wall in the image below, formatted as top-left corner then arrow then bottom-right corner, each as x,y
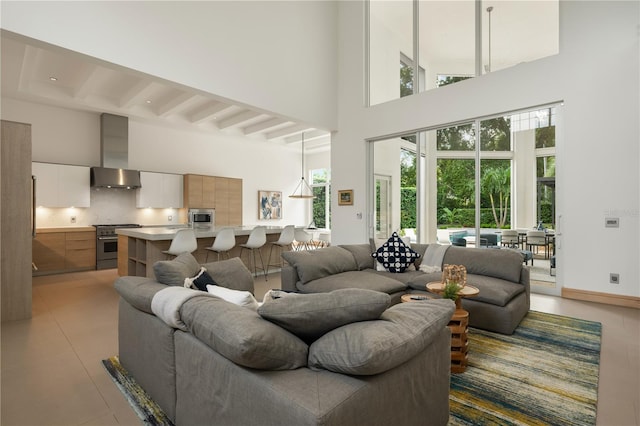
335,1 -> 639,298
2,98 -> 311,227
1,1 -> 338,131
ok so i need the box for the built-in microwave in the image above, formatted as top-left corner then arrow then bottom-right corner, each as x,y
188,209 -> 214,228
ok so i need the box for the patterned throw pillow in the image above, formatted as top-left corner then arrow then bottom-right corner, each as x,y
371,232 -> 421,273
184,267 -> 217,291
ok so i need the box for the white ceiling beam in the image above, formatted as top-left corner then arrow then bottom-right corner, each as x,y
244,117 -> 290,135
217,110 -> 262,130
155,92 -> 197,117
284,129 -> 327,144
265,124 -> 311,140
73,64 -> 100,100
189,102 -> 233,124
17,45 -> 40,93
118,79 -> 155,108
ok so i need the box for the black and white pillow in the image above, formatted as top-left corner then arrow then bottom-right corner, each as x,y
184,267 -> 217,291
371,232 -> 421,273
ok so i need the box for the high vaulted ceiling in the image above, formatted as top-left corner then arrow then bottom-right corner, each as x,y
1,32 -> 331,151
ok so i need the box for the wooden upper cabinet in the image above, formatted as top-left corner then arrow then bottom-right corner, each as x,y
202,176 -> 216,207
184,174 -> 241,225
228,178 -> 243,225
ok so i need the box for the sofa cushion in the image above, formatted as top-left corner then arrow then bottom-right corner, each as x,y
114,276 -> 168,314
282,246 -> 358,284
258,289 -> 390,342
371,232 -> 421,273
339,244 -> 376,270
443,246 -> 523,283
368,269 -> 427,285
181,296 -> 308,370
201,257 -> 254,293
299,270 -> 407,295
153,252 -> 201,286
464,274 -> 526,307
308,299 -> 455,375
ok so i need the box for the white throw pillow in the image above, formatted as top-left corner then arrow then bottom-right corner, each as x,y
206,285 -> 260,311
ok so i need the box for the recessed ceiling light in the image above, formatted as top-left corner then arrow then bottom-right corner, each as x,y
146,100 -> 152,104
49,76 -> 58,81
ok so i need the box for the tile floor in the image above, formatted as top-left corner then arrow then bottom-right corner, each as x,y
1,269 -> 638,426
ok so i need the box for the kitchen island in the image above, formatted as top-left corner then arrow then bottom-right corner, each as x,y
116,225 -> 284,278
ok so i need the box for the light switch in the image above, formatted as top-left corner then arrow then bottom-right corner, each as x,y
605,217 -> 619,228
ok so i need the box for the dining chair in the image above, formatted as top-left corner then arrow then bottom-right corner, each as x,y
500,230 -> 519,248
205,227 -> 236,262
162,228 -> 198,258
526,230 -> 549,259
239,226 -> 268,280
267,225 -> 295,270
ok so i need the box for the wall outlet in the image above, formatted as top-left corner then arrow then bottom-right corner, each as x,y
70,216 -> 76,223
168,215 -> 173,222
609,273 -> 620,284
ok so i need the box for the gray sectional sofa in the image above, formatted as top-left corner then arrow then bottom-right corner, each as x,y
114,254 -> 455,426
281,243 -> 530,335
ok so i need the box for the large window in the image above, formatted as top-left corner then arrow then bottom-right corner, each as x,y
370,105 -> 557,249
310,169 -> 330,229
368,0 -> 559,105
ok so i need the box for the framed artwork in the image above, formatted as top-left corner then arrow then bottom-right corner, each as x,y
338,189 -> 353,206
258,190 -> 282,220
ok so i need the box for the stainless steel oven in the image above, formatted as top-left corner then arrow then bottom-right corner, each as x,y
94,224 -> 141,269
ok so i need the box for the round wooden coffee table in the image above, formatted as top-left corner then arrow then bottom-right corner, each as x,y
400,294 -> 433,303
426,282 -> 480,373
426,281 -> 479,309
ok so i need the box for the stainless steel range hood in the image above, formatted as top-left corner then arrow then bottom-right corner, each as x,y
90,113 -> 141,189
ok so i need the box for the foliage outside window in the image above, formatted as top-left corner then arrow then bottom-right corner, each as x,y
311,169 -> 330,229
400,149 -> 417,230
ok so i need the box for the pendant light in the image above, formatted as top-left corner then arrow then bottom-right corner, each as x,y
289,132 -> 316,199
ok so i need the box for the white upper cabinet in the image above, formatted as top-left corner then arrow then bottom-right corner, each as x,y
136,172 -> 183,208
32,162 -> 90,207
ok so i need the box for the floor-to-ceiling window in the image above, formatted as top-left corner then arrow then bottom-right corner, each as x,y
369,105 -> 558,287
368,0 -> 559,105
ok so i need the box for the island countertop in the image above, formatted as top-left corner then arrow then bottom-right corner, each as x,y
116,225 -> 285,278
116,225 -> 285,241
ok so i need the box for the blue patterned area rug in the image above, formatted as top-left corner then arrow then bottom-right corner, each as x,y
450,311 -> 602,426
102,356 -> 174,426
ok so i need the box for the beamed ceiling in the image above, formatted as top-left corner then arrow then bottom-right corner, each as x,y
0,32 -> 331,151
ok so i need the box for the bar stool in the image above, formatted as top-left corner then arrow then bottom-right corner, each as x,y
294,228 -> 314,250
205,227 -> 235,262
267,225 -> 295,271
239,226 -> 267,280
162,229 -> 198,259
317,232 -> 331,248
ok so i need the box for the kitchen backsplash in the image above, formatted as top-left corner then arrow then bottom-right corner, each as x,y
35,188 -> 185,228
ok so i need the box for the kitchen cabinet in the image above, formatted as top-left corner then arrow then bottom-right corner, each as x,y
1,120 -> 32,321
136,171 -> 183,208
184,174 -> 242,224
184,174 -> 216,208
32,162 -> 90,207
215,177 -> 243,226
33,228 -> 96,275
